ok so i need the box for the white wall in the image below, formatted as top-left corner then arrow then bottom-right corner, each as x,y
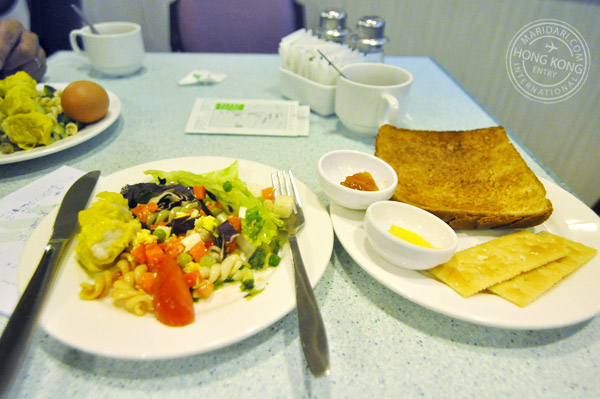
302,0 -> 600,206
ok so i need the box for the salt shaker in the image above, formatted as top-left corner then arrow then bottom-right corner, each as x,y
317,8 -> 349,44
350,16 -> 388,62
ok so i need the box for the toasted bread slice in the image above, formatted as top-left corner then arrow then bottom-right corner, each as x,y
374,125 -> 553,229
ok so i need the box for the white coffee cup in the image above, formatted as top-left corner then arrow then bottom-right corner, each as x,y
335,63 -> 413,135
70,21 -> 145,76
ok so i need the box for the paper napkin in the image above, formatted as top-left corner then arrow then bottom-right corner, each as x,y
0,166 -> 85,316
185,98 -> 310,136
179,69 -> 228,86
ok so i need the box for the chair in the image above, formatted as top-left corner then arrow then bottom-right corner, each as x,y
169,0 -> 304,53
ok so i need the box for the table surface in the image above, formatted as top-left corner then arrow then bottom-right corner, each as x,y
1,52 -> 597,399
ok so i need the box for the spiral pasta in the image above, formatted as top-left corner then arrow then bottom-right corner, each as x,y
146,202 -> 201,226
36,94 -> 61,108
111,279 -> 153,316
79,270 -> 119,300
65,122 -> 78,136
37,91 -> 63,123
111,259 -> 153,316
194,253 -> 245,283
79,254 -> 153,316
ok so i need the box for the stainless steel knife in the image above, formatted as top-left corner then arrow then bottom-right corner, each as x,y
0,170 -> 100,396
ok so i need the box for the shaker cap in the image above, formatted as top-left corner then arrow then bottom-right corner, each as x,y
319,8 -> 347,30
356,16 -> 387,41
349,16 -> 388,57
317,8 -> 349,43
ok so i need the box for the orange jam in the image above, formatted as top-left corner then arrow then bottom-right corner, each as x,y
340,172 -> 379,191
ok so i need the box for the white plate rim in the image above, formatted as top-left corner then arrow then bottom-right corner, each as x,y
0,83 -> 121,164
330,178 -> 600,330
18,157 -> 334,359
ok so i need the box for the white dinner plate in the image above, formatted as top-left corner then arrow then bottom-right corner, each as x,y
0,83 -> 121,164
18,157 -> 334,359
330,178 -> 600,330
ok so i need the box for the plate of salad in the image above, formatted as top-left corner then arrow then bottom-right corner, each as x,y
0,81 -> 121,165
17,157 -> 334,359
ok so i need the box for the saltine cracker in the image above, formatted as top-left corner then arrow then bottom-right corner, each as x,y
488,232 -> 597,306
428,230 -> 568,297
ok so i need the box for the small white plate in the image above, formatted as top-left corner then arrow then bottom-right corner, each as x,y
18,157 -> 334,359
0,83 -> 121,165
330,178 -> 600,330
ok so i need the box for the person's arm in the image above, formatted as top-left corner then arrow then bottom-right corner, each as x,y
0,19 -> 46,80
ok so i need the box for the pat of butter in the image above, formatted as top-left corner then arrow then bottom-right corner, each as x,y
388,225 -> 434,248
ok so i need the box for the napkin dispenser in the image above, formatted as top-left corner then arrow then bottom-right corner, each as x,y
279,67 -> 336,116
278,29 -> 365,116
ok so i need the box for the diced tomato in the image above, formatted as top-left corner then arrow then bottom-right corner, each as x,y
188,240 -> 208,262
192,280 -> 214,299
131,204 -> 147,221
261,187 -> 274,201
131,243 -> 147,265
152,254 -> 195,327
227,216 -> 241,232
163,236 -> 184,258
137,272 -> 156,293
145,243 -> 166,271
225,241 -> 236,254
193,185 -> 206,200
131,202 -> 159,223
150,221 -> 167,229
183,269 -> 203,288
206,202 -> 222,212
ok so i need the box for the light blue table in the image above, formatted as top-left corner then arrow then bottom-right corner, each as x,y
0,52 -> 597,398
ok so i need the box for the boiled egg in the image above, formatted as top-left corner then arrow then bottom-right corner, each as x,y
61,80 -> 109,123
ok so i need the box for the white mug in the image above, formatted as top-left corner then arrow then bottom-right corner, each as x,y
335,63 -> 413,135
70,21 -> 145,76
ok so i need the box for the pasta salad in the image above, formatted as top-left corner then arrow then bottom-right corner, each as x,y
0,71 -> 81,154
75,162 -> 292,327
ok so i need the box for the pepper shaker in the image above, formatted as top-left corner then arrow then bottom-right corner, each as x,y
317,8 -> 349,44
350,16 -> 388,62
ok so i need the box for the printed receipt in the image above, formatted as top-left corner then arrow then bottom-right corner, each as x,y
0,166 -> 85,316
185,98 -> 310,136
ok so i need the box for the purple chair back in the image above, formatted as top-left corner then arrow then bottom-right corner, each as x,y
170,0 -> 304,53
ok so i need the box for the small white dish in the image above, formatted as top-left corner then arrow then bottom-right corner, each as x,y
364,201 -> 458,270
279,67 -> 336,116
317,150 -> 398,210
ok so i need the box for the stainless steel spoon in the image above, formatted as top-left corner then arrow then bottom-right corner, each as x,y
71,4 -> 100,34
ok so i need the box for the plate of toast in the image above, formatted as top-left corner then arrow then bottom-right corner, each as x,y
330,125 -> 600,330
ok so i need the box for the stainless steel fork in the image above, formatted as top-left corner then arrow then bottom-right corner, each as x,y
272,170 -> 330,377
